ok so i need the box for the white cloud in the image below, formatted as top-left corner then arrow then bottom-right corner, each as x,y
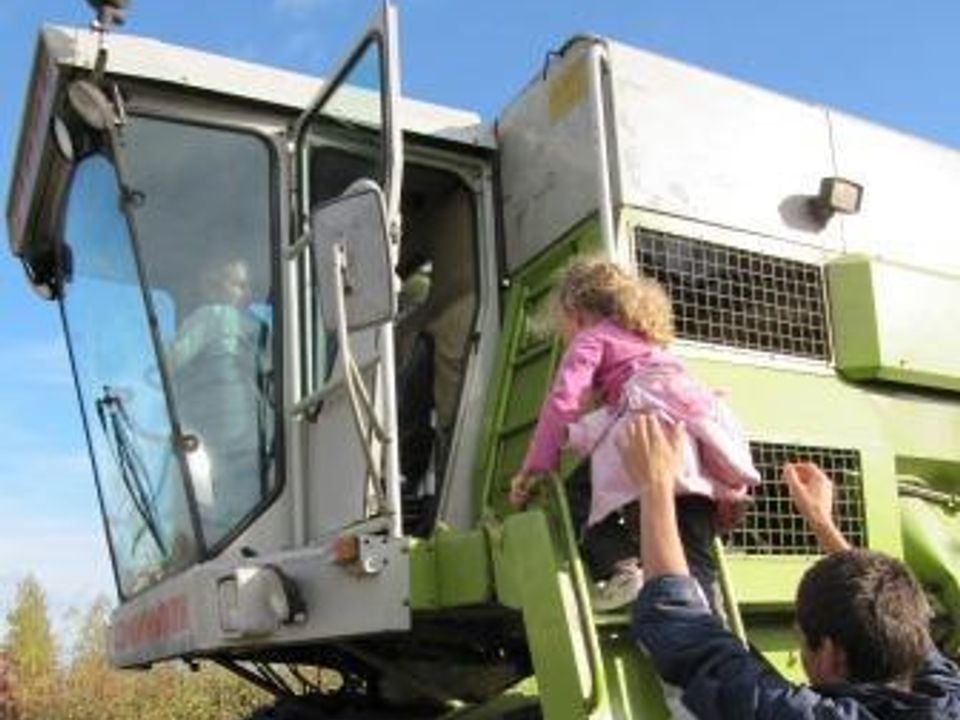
0,338 -> 91,501
1,448 -> 90,487
0,387 -> 111,640
0,515 -> 114,641
273,0 -> 328,15
0,336 -> 118,638
0,336 -> 73,388
0,407 -> 91,504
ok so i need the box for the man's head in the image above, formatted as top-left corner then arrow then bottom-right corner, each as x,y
796,549 -> 931,686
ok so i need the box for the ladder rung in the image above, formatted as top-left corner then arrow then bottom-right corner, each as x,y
513,340 -> 553,368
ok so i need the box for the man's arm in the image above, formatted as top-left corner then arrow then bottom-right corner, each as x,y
616,415 -> 689,578
782,469 -> 960,704
632,577 -> 850,720
620,415 -> 857,719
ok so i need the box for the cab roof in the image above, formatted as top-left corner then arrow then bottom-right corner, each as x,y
40,25 -> 494,149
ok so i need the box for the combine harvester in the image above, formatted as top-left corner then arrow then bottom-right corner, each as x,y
7,1 -> 960,716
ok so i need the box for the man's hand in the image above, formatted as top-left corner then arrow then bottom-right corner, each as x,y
508,473 -> 538,509
783,462 -> 833,527
617,413 -> 690,579
783,462 -> 851,553
617,413 -> 686,498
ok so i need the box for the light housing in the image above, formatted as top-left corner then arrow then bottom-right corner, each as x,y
810,176 -> 864,222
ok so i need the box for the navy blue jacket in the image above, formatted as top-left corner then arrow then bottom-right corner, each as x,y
633,575 -> 960,720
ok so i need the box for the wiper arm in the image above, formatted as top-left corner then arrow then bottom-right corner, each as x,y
95,386 -> 167,555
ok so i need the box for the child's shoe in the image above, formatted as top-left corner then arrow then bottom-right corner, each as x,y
591,560 -> 644,611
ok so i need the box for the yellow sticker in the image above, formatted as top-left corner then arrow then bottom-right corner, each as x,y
548,57 -> 588,123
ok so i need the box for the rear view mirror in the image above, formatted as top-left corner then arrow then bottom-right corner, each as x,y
312,179 -> 395,330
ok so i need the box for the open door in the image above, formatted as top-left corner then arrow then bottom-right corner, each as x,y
289,1 -> 405,540
292,1 -> 402,226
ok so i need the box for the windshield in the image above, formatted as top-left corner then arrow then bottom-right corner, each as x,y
61,155 -> 197,595
123,117 -> 277,550
60,118 -> 277,596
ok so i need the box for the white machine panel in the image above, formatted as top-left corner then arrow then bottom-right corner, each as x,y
499,44 -> 603,270
109,538 -> 410,667
606,42 -> 841,250
830,112 -> 960,275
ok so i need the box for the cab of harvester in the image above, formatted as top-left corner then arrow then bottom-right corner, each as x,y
8,2 -> 960,718
8,5 -> 518,715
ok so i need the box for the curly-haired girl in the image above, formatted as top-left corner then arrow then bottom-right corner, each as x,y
509,257 -> 759,610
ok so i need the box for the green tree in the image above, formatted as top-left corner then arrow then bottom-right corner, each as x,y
2,586 -> 268,719
5,575 -> 57,681
4,575 -> 59,718
70,596 -> 109,661
58,594 -> 267,719
63,595 -> 115,720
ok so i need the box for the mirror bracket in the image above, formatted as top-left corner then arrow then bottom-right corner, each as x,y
330,241 -> 390,511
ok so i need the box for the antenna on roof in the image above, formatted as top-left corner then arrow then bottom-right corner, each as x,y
87,0 -> 129,30
85,0 -> 129,80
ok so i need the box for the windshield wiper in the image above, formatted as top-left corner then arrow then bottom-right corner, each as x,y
95,386 -> 168,555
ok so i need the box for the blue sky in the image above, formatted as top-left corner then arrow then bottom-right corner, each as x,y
3,0 -> 960,631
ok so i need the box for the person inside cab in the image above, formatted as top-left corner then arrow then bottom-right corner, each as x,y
168,258 -> 272,542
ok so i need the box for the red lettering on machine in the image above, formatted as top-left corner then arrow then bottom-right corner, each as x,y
112,595 -> 190,654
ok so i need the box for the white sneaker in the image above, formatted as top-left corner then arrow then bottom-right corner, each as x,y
591,563 -> 644,612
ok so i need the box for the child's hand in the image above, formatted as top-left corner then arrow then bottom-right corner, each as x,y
509,473 -> 538,509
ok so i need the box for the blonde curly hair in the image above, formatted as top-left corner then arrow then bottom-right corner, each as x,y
553,256 -> 675,346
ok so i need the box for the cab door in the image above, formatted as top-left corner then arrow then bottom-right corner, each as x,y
288,1 -> 405,544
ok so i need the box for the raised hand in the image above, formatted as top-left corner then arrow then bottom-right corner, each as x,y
617,412 -> 690,578
783,462 -> 850,553
617,413 -> 686,498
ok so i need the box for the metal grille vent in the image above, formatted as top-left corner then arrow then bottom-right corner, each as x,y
727,443 -> 865,555
635,228 -> 830,360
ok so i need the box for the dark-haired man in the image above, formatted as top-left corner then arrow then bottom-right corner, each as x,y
622,415 -> 960,720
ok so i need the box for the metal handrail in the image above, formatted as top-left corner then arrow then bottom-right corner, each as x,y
713,536 -> 747,644
898,475 -> 960,511
545,473 -> 606,716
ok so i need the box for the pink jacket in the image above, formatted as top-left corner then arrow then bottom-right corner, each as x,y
522,320 -> 760,526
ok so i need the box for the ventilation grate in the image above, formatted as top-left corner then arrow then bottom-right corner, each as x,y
635,228 -> 830,360
727,443 -> 865,555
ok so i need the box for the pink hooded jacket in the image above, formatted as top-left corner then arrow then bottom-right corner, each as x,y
521,320 -> 760,526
